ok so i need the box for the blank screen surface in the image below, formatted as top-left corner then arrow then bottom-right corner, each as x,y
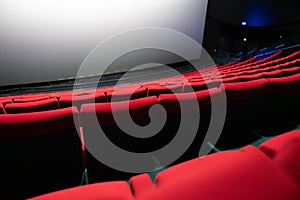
0,0 -> 208,86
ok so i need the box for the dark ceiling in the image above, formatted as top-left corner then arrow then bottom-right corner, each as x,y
207,0 -> 300,27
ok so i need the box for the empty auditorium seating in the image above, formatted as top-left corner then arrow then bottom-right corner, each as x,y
1,48 -> 300,199
0,107 -> 84,199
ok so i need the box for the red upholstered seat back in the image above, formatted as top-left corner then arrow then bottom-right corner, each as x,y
159,87 -> 221,113
0,107 -> 83,198
58,92 -> 106,109
29,181 -> 134,200
220,78 -> 268,101
267,73 -> 300,93
0,103 -> 5,114
80,96 -> 159,127
5,98 -> 59,114
0,106 -> 79,139
140,146 -> 300,200
13,95 -> 50,103
259,130 -> 300,185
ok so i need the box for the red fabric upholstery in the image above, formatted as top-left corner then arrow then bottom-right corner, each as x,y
13,96 -> 50,103
145,84 -> 183,97
29,181 -> 133,200
0,103 -> 5,114
159,87 -> 221,113
28,145 -> 300,200
141,146 -> 300,200
0,99 -> 13,105
282,66 -> 300,76
5,98 -> 59,114
262,69 -> 283,78
107,87 -> 148,102
267,73 -> 300,93
259,130 -> 300,185
239,73 -> 265,82
0,107 -> 83,198
130,174 -> 154,197
58,92 -> 106,108
183,80 -> 221,93
80,96 -> 159,127
0,107 -> 79,139
220,78 -> 268,101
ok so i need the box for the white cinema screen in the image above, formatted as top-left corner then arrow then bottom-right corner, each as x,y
0,0 -> 208,86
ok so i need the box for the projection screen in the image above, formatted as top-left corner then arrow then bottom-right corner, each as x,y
0,0 -> 208,86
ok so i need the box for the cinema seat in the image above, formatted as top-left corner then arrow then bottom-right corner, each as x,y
0,98 -> 12,105
183,80 -> 221,93
0,103 -> 5,114
282,66 -> 300,77
261,69 -> 283,78
13,95 -> 50,103
142,145 -> 300,200
80,96 -> 160,183
239,73 -> 265,82
145,83 -> 183,97
107,87 -> 148,102
264,73 -> 300,119
220,79 -> 268,130
159,88 -> 222,160
0,107 -> 83,199
5,98 -> 59,114
29,181 -> 133,200
58,92 -> 106,109
259,130 -> 300,185
28,144 -> 300,200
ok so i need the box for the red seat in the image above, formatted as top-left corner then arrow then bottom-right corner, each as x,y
259,130 -> 300,185
159,88 -> 223,159
0,107 -> 83,199
107,87 -> 148,102
5,98 -> 59,114
145,83 -> 183,97
0,98 -> 12,106
239,73 -> 265,82
144,146 -> 300,200
80,96 -> 159,183
220,79 -> 269,130
58,92 -> 106,109
262,73 -> 300,121
221,78 -> 268,102
13,95 -> 50,103
0,103 -> 5,114
183,80 -> 221,93
159,87 -> 221,112
29,181 -> 133,200
282,66 -> 300,77
261,69 -> 282,78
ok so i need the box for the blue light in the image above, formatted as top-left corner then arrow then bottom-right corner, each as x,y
241,21 -> 247,26
245,2 -> 273,26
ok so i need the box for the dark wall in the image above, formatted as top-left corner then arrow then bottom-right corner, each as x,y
203,0 -> 300,57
